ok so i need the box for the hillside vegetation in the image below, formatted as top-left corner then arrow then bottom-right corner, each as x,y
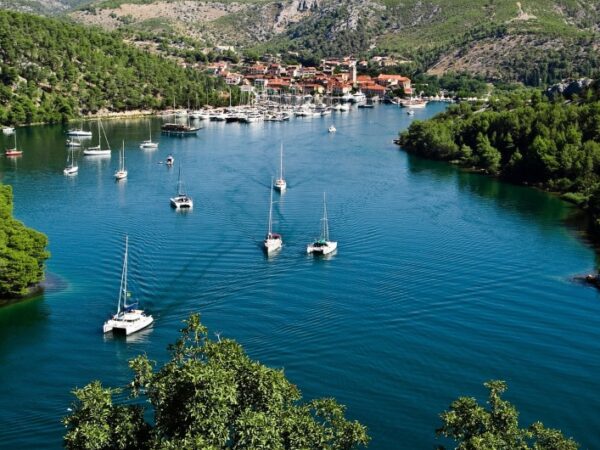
0,184 -> 49,299
0,10 -> 226,126
62,0 -> 600,84
398,82 -> 600,231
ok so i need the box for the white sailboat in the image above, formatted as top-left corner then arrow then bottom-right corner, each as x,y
273,143 -> 287,192
140,123 -> 158,149
263,179 -> 282,254
307,193 -> 337,255
103,236 -> 154,335
83,120 -> 111,156
63,146 -> 78,176
114,141 -> 127,180
67,122 -> 92,137
170,165 -> 193,209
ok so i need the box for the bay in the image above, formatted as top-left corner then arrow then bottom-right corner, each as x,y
1,103 -> 599,448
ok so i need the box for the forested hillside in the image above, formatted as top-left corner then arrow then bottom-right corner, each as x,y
0,184 -> 49,299
0,10 -> 226,126
399,82 -> 600,230
63,0 -> 600,85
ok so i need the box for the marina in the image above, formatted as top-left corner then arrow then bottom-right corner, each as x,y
0,103 -> 599,448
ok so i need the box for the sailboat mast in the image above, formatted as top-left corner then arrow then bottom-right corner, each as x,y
123,236 -> 128,310
268,180 -> 274,235
322,192 -> 329,241
279,143 -> 284,179
177,166 -> 183,196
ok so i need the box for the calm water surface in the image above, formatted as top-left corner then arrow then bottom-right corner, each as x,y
1,104 -> 599,448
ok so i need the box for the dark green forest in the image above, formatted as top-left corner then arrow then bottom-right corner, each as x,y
0,184 -> 49,298
0,10 -> 228,126
399,82 -> 600,231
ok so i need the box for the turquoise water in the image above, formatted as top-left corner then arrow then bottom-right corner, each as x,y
1,104 -> 599,448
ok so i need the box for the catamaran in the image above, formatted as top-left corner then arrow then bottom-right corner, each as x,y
273,143 -> 287,192
307,193 -> 337,255
83,120 -> 111,156
63,146 -> 78,175
170,165 -> 193,209
263,180 -> 282,254
103,236 -> 154,335
114,141 -> 127,180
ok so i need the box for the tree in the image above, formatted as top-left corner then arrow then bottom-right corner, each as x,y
436,380 -> 578,450
64,314 -> 370,450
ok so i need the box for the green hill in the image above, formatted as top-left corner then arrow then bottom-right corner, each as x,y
0,10 -> 226,126
63,0 -> 600,85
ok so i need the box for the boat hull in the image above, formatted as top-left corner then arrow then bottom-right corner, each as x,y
103,311 -> 154,335
170,196 -> 193,209
264,237 -> 282,254
63,166 -> 78,176
307,241 -> 337,255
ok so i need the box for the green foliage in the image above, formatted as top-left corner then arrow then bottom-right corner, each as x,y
64,314 -> 370,450
437,380 -> 578,449
400,85 -> 600,222
0,184 -> 50,298
0,10 -> 229,126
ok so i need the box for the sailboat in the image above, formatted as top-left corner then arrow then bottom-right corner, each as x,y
114,141 -> 127,180
63,146 -> 79,175
83,120 -> 111,156
67,122 -> 92,138
170,165 -> 193,209
103,236 -> 154,335
263,179 -> 282,254
5,131 -> 22,156
273,143 -> 287,192
307,193 -> 337,255
140,123 -> 158,149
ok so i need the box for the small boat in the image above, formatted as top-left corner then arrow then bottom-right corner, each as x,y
352,92 -> 367,104
339,103 -> 350,112
263,180 -> 282,254
114,141 -> 127,180
140,123 -> 158,149
5,132 -> 22,156
165,154 -> 174,166
161,123 -> 200,136
328,125 -> 337,133
103,236 -> 154,336
63,146 -> 78,176
407,110 -> 415,116
83,120 -> 111,156
307,193 -> 337,256
358,102 -> 374,109
273,143 -> 287,192
170,166 -> 193,209
67,126 -> 93,137
2,126 -> 15,135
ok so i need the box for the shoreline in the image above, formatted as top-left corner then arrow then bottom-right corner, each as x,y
395,141 -> 600,275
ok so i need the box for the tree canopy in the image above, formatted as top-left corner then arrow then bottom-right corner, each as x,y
64,314 -> 370,450
0,183 -> 49,298
437,380 -> 578,450
399,81 -> 600,234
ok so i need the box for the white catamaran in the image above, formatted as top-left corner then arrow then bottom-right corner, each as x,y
170,165 -> 193,209
307,193 -> 337,255
273,143 -> 287,192
103,236 -> 154,335
263,179 -> 282,254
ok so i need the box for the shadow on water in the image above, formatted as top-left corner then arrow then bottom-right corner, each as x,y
406,153 -> 585,236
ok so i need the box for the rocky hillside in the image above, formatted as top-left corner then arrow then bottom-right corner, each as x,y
1,0 -> 599,83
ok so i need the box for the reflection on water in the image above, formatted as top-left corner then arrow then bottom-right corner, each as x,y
0,104 -> 599,449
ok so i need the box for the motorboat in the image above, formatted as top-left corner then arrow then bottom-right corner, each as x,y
328,125 -> 337,133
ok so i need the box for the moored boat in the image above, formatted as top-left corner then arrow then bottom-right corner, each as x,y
307,193 -> 337,256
